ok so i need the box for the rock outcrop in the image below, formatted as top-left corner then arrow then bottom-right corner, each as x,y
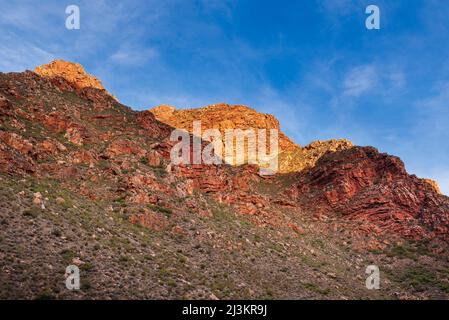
278,139 -> 353,173
149,104 -> 355,173
286,147 -> 449,241
150,103 -> 298,171
35,60 -> 105,91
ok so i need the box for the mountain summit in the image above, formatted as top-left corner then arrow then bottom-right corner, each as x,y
34,60 -> 106,91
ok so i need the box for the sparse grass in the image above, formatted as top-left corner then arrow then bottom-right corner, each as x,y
303,282 -> 330,295
153,166 -> 167,177
82,280 -> 92,291
167,279 -> 177,287
263,288 -> 274,299
35,289 -> 56,300
177,254 -> 187,264
98,159 -> 110,170
23,206 -> 41,218
212,207 -> 232,221
55,191 -> 74,209
300,254 -> 327,269
158,268 -> 171,278
394,266 -> 446,293
114,196 -> 127,206
30,182 -> 48,193
60,249 -> 76,262
312,239 -> 325,249
80,262 -> 94,271
387,242 -> 432,261
2,74 -> 449,301
139,156 -> 149,165
51,228 -> 62,237
148,204 -> 172,217
388,244 -> 416,259
62,91 -> 84,104
119,255 -> 130,263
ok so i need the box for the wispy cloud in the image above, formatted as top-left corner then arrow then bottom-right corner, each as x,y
388,70 -> 406,90
342,64 -> 378,97
412,81 -> 449,144
0,31 -> 55,71
316,0 -> 362,16
418,81 -> 449,109
109,44 -> 158,66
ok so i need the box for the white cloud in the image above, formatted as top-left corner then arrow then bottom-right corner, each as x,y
388,70 -> 406,90
110,45 -> 158,66
317,0 -> 359,15
198,0 -> 234,20
0,33 -> 55,71
0,1 -> 59,32
343,64 -> 378,97
415,81 -> 449,139
419,81 -> 449,109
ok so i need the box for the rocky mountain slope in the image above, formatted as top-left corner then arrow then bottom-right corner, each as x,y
0,60 -> 448,299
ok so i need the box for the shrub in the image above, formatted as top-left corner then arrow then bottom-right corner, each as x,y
139,157 -> 149,165
149,204 -> 172,217
23,206 -> 41,218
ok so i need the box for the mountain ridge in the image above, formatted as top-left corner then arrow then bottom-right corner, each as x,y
25,60 -> 444,190
1,60 -> 448,299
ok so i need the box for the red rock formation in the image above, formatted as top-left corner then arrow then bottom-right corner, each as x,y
286,147 -> 449,241
34,60 -> 105,91
0,60 -> 447,247
278,139 -> 353,172
0,131 -> 33,156
105,139 -> 146,158
149,104 -> 355,174
149,103 -> 299,171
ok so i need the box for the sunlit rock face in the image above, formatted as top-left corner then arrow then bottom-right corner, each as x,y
35,60 -> 106,91
149,104 -> 355,173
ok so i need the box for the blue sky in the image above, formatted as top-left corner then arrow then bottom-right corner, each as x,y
1,0 -> 449,194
